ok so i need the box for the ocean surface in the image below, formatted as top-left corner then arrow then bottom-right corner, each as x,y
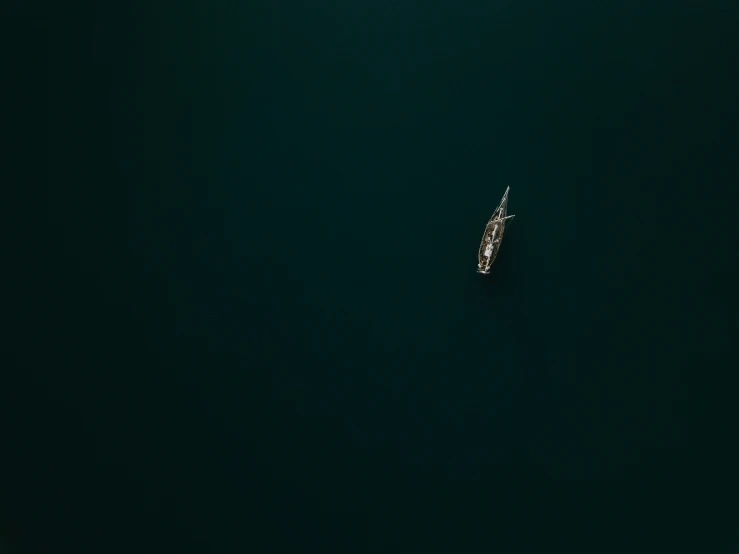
3,2 -> 739,553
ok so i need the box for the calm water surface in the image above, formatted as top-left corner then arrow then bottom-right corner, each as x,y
3,2 -> 739,552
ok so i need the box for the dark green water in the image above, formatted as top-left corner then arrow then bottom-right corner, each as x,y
3,2 -> 739,553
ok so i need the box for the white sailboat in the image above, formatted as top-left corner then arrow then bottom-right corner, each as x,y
477,187 -> 515,274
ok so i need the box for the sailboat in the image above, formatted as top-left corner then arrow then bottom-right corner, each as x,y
477,187 -> 515,274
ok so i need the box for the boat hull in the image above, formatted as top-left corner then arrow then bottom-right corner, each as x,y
477,187 -> 513,274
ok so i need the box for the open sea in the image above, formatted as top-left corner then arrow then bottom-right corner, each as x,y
3,2 -> 739,552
